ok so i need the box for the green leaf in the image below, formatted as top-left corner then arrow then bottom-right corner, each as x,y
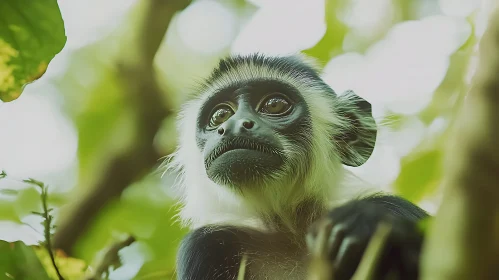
302,0 -> 348,65
14,187 -> 42,218
0,170 -> 6,179
34,247 -> 88,280
394,149 -> 443,202
0,201 -> 21,222
0,0 -> 66,102
0,240 -> 50,280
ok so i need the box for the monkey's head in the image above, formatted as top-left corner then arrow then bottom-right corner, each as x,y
167,54 -> 377,226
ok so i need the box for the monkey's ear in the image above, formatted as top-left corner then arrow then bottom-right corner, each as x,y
334,90 -> 377,167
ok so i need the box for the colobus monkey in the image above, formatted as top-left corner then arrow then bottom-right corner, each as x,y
167,53 -> 429,280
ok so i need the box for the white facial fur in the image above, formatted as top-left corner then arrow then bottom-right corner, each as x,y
164,54 -> 372,231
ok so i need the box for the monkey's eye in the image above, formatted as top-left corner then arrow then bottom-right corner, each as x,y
208,105 -> 234,128
259,95 -> 292,115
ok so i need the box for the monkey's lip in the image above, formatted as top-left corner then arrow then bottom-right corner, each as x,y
205,138 -> 283,168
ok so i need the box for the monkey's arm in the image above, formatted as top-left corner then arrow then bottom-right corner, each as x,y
308,194 -> 429,280
176,226 -> 246,280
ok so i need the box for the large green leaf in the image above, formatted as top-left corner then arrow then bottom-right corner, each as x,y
0,0 -> 66,102
0,240 -> 50,279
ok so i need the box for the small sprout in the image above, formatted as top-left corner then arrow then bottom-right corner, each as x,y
23,178 -> 45,189
0,170 -> 7,179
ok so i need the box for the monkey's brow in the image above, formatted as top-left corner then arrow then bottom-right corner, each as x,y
200,85 -> 240,109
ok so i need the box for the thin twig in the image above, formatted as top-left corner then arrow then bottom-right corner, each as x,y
24,178 -> 65,280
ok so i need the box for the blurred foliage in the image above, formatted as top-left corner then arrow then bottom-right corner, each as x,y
393,17 -> 477,200
71,67 -> 131,187
73,176 -> 188,277
0,173 -> 85,279
0,0 -> 486,278
303,0 -> 348,65
0,0 -> 66,102
0,240 -> 50,279
395,149 -> 442,202
35,247 -> 87,280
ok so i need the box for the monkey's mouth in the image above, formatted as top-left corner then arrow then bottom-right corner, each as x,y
205,137 -> 283,169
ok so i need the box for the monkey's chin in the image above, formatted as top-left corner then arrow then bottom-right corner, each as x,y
206,149 -> 284,188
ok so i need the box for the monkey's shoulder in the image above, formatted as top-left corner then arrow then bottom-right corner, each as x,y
177,226 -> 247,280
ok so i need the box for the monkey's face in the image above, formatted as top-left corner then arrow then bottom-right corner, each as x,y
196,80 -> 312,189
169,54 -> 378,225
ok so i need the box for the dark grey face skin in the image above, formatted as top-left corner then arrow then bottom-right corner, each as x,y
195,79 -> 312,188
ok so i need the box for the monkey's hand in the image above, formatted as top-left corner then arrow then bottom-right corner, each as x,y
306,197 -> 425,280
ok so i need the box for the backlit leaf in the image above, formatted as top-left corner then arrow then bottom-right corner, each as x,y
0,0 -> 66,102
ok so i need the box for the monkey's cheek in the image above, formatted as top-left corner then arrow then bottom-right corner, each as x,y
206,150 -> 283,186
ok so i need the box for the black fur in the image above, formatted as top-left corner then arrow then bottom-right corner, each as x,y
177,195 -> 429,280
177,227 -> 247,280
308,195 -> 429,280
202,53 -> 336,97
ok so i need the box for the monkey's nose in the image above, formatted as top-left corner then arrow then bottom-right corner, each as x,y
217,127 -> 225,135
217,118 -> 257,136
242,120 -> 255,129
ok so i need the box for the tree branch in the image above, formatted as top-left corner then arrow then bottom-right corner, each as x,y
421,4 -> 499,279
85,235 -> 136,280
53,0 -> 191,254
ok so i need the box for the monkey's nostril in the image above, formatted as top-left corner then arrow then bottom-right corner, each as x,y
242,120 -> 254,129
217,127 -> 225,135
